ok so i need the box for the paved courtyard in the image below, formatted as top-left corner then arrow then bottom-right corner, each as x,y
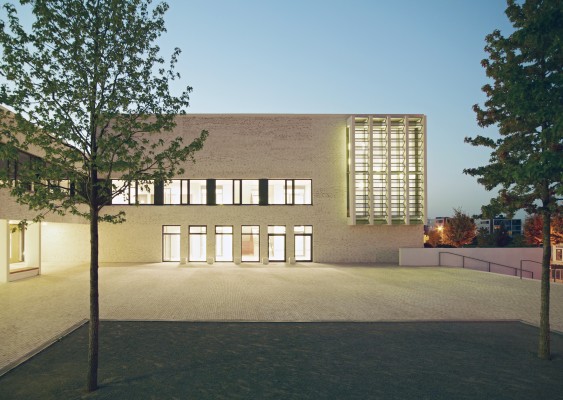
1,262 -> 562,373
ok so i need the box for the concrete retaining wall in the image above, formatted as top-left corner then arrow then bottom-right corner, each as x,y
399,247 -> 543,279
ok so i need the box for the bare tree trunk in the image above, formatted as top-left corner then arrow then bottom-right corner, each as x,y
87,207 -> 99,391
538,210 -> 551,359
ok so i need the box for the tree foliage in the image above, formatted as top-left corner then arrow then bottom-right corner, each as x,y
476,227 -> 495,247
426,228 -> 442,248
442,209 -> 476,248
0,0 -> 208,391
524,214 -> 563,246
493,223 -> 512,247
463,0 -> 562,359
476,225 -> 516,247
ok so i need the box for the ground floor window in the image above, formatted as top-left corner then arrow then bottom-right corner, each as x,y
162,225 -> 181,262
294,225 -> 312,262
189,226 -> 207,262
241,225 -> 260,262
215,226 -> 233,262
268,226 -> 286,262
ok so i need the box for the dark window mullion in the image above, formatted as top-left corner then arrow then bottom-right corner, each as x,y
186,179 -> 190,205
259,179 -> 268,205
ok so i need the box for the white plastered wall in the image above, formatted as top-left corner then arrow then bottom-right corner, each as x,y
0,220 -> 9,282
42,222 -> 90,264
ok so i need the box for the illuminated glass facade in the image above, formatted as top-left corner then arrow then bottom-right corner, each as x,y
347,115 -> 426,225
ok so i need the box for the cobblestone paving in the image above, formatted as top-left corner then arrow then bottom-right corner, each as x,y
1,262 -> 562,372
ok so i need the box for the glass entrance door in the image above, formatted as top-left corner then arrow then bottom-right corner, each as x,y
162,225 -> 181,262
241,226 -> 260,262
294,225 -> 312,261
215,226 -> 233,262
268,226 -> 286,262
189,226 -> 207,262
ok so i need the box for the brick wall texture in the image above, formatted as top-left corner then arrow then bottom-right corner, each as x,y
1,114 -> 423,264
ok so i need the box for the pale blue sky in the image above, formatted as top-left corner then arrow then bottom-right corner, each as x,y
160,0 -> 515,219
8,0 -> 517,219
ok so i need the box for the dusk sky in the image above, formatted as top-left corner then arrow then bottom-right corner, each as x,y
12,0 -> 518,219
161,0 -> 517,219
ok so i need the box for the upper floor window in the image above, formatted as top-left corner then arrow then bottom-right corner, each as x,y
267,179 -> 312,205
216,180 -> 234,205
163,179 -> 192,204
241,180 -> 259,204
110,178 -> 311,206
112,180 -> 131,204
294,180 -> 312,205
190,180 -> 207,204
136,181 -> 154,204
268,180 -> 288,204
111,180 -> 155,205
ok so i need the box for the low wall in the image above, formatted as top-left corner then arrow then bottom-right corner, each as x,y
399,247 -> 543,279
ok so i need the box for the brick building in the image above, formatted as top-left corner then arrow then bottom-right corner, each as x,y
1,114 -> 427,281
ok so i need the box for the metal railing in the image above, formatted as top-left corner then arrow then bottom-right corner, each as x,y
438,252 -> 534,279
520,259 -> 541,280
521,259 -> 563,283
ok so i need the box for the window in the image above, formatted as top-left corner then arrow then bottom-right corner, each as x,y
136,181 -> 154,204
268,226 -> 286,262
216,180 -> 234,205
111,180 -> 132,204
189,226 -> 207,262
109,178 -> 312,206
268,180 -> 287,204
267,179 -> 311,205
111,180 -> 154,205
190,180 -> 207,204
241,226 -> 260,262
294,180 -> 312,204
294,226 -> 312,262
241,180 -> 259,204
215,226 -> 233,262
162,226 -> 181,262
164,180 -> 183,205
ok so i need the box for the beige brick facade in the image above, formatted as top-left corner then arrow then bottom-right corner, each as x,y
1,114 -> 424,266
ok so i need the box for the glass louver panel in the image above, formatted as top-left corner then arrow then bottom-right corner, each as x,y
348,115 -> 424,226
354,118 -> 370,223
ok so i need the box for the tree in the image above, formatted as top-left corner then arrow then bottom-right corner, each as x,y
464,0 -> 562,359
476,227 -> 495,247
426,228 -> 442,248
524,214 -> 563,246
493,222 -> 512,247
442,209 -> 477,248
0,0 -> 208,391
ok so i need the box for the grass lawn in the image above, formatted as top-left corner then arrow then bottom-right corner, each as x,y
0,321 -> 562,399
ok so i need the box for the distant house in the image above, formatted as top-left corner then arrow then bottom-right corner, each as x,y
474,215 -> 522,237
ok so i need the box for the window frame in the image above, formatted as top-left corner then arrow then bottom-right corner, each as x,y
215,225 -> 234,262
188,225 -> 207,262
267,225 -> 286,262
162,225 -> 181,262
241,225 -> 260,262
294,225 -> 313,262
